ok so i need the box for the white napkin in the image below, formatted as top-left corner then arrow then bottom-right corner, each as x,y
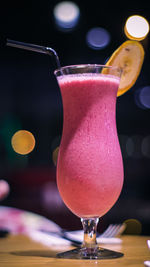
27,230 -> 71,247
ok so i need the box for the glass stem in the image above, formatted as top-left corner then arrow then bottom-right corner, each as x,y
81,218 -> 99,248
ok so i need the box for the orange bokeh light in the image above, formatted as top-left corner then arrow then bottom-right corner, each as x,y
11,130 -> 35,155
52,146 -> 59,166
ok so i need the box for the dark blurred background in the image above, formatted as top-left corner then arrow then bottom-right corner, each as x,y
0,1 -> 150,234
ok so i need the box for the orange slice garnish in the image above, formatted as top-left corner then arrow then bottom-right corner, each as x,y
103,40 -> 145,96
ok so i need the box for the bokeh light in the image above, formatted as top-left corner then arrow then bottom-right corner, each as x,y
139,86 -> 150,109
119,135 -> 148,159
86,27 -> 110,50
123,218 -> 142,235
41,182 -> 63,212
53,1 -> 80,31
134,86 -> 150,109
11,130 -> 35,155
126,137 -> 134,157
52,146 -> 59,166
141,135 -> 150,158
124,15 -> 149,41
129,135 -> 143,159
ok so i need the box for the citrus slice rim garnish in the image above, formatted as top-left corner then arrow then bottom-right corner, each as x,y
103,40 -> 145,96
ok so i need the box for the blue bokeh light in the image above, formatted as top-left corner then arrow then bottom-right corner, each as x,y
86,27 -> 111,50
134,86 -> 150,109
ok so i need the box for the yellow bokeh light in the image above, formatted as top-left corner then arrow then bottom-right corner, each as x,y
52,146 -> 59,166
124,15 -> 149,41
11,130 -> 35,155
123,218 -> 142,235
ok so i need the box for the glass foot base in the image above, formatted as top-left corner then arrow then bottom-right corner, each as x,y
57,246 -> 124,260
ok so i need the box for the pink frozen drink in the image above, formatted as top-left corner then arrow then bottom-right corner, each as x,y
56,72 -> 124,218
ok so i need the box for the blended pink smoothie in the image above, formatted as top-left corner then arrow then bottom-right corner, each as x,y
57,73 -> 124,218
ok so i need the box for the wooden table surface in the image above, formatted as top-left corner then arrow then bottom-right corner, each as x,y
0,234 -> 150,267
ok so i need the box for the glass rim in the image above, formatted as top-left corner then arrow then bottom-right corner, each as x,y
54,64 -> 121,76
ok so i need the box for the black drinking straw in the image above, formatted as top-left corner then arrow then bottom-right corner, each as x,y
6,39 -> 61,70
